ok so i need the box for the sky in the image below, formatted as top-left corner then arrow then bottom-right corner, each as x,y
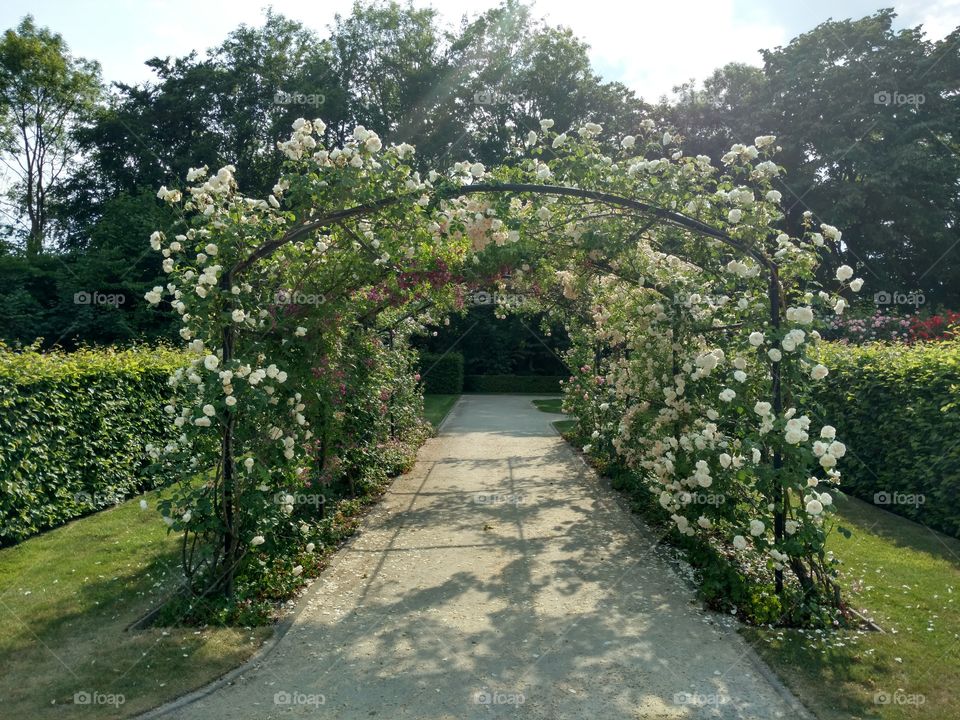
2,0 -> 959,101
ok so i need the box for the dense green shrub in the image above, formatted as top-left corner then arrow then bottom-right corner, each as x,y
811,340 -> 960,536
418,351 -> 464,393
464,374 -> 562,393
0,343 -> 187,544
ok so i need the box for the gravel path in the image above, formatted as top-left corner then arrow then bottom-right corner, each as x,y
146,395 -> 810,720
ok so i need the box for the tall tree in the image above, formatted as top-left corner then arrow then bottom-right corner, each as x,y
0,16 -> 100,255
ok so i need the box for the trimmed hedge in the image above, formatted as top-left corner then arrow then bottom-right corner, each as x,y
0,344 -> 187,544
419,351 -> 464,394
813,340 -> 960,537
464,375 -> 563,393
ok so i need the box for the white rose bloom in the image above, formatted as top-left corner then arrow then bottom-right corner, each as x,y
734,370 -> 747,382
748,332 -> 764,347
469,162 -> 485,177
231,309 -> 245,323
292,565 -> 304,577
811,364 -> 829,380
836,265 -> 854,281
765,190 -> 782,203
805,499 -> 824,515
306,543 -> 316,553
820,425 -> 836,440
194,416 -> 211,427
225,395 -> 237,407
552,133 -> 567,148
540,119 -> 554,130
828,441 -> 846,458
754,401 -> 772,415
621,135 -> 636,149
733,535 -> 748,550
850,278 -> 864,292
728,209 -> 742,224
719,388 -> 736,402
768,348 -> 782,362
202,404 -> 216,417
251,535 -> 265,546
295,326 -> 307,337
204,355 -> 219,371
785,520 -> 798,535
749,520 -> 765,536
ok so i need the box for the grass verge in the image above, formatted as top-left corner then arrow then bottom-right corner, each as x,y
0,486 -> 271,719
423,394 -> 459,429
743,494 -> 960,720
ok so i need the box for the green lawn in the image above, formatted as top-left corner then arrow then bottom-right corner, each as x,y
0,488 -> 271,719
744,494 -> 960,719
531,397 -> 564,414
424,394 -> 458,428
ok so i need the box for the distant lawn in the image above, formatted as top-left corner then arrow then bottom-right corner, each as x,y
424,394 -> 458,428
531,397 -> 564,414
743,494 -> 960,720
531,397 -> 574,435
0,488 -> 271,719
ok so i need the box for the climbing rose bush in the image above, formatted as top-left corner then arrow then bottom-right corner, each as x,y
146,115 -> 862,623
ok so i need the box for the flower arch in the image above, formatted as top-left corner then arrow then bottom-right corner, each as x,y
145,118 -> 861,623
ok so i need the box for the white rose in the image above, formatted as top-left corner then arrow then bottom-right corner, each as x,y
811,364 -> 829,380
836,265 -> 854,281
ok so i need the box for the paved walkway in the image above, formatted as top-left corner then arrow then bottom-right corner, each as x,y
150,395 -> 809,719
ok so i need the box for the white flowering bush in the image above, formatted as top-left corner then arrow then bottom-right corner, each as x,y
147,116 -> 861,624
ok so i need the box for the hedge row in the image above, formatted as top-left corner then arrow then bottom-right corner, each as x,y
813,340 -> 960,537
464,375 -> 563,393
0,344 -> 188,544
419,352 -> 464,393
